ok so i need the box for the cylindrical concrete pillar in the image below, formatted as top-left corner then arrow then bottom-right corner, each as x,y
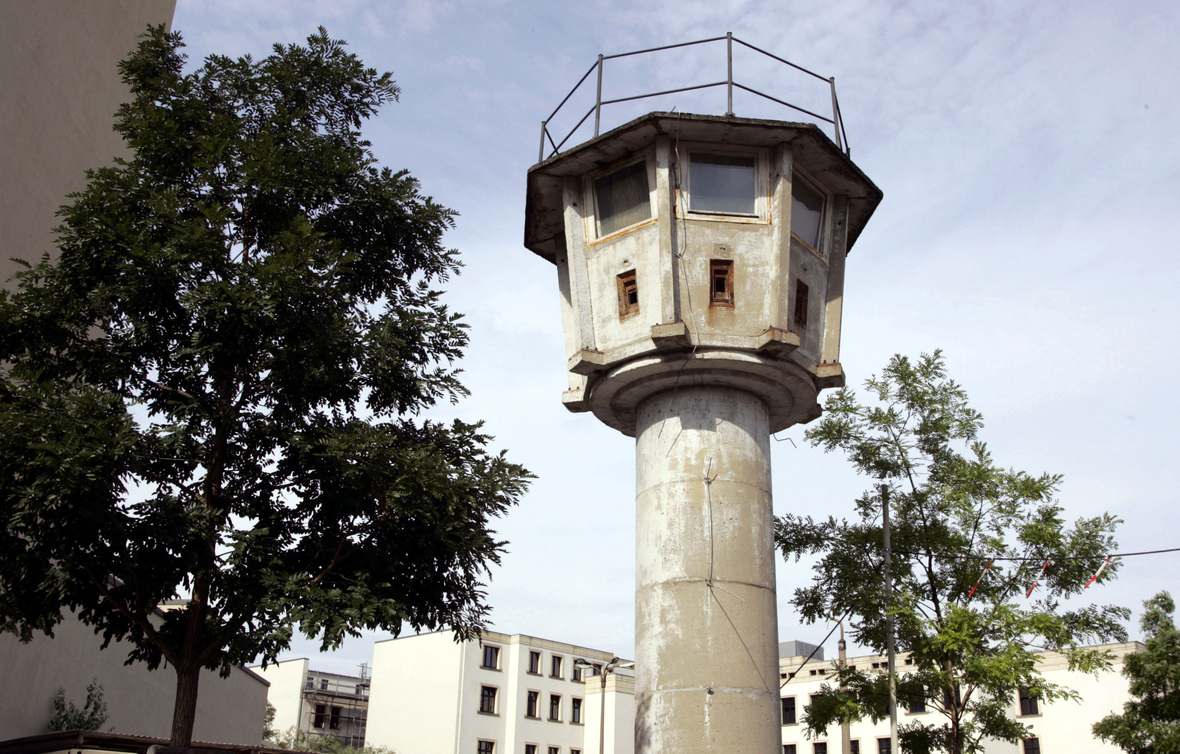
634,386 -> 780,753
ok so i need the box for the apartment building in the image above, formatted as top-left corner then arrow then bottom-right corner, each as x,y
366,631 -> 634,754
253,658 -> 370,748
777,642 -> 1142,754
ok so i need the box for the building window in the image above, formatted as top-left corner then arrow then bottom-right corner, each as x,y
591,663 -> 602,676
791,173 -> 826,252
793,279 -> 809,330
305,679 -> 313,689
526,690 -> 540,719
525,746 -> 537,754
877,739 -> 891,754
572,750 -> 581,754
572,697 -> 583,724
1019,688 -> 1040,716
784,747 -> 797,754
479,685 -> 498,715
482,645 -> 500,670
329,706 -> 342,730
549,693 -> 562,721
710,259 -> 734,307
320,678 -> 329,690
573,661 -> 584,682
313,703 -> 327,729
528,651 -> 541,675
689,150 -> 759,214
850,742 -> 860,754
782,696 -> 797,725
477,741 -> 495,754
813,744 -> 828,754
617,270 -> 639,317
595,160 -> 651,237
551,655 -> 564,679
1023,739 -> 1040,754
908,687 -> 926,714
548,748 -> 560,754
688,152 -> 758,215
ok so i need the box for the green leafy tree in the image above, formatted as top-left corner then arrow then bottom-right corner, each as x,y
776,352 -> 1129,754
263,701 -> 278,741
0,27 -> 530,748
48,679 -> 110,732
269,727 -> 397,754
1094,591 -> 1180,752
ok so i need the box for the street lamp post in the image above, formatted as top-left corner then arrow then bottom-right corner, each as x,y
575,657 -> 628,754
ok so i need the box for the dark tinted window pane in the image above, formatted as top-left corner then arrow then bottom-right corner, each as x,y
782,696 -> 796,725
791,178 -> 825,250
1023,739 -> 1040,754
690,153 -> 756,214
596,161 -> 651,236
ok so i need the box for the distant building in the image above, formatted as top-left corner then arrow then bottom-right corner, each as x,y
252,659 -> 370,749
777,641 -> 1143,754
0,1 -> 271,745
365,631 -> 634,754
0,609 -> 268,742
354,632 -> 1140,754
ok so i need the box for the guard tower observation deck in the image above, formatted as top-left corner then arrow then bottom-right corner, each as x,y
523,35 -> 882,754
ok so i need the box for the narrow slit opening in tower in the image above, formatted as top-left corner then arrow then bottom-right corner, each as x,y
710,259 -> 733,307
617,269 -> 639,317
794,279 -> 809,329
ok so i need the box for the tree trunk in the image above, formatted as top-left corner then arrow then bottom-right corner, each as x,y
171,663 -> 201,748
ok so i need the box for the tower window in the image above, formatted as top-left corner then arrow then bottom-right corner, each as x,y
791,175 -> 826,252
710,260 -> 734,307
794,280 -> 809,329
689,153 -> 757,215
617,270 -> 639,317
595,160 -> 651,237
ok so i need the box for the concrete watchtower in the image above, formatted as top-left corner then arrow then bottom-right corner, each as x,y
524,42 -> 881,753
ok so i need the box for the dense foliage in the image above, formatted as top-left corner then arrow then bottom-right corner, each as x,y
1094,591 -> 1180,752
0,26 -> 530,746
776,352 -> 1128,754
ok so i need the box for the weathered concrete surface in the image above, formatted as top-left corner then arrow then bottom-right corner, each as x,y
634,387 -> 779,754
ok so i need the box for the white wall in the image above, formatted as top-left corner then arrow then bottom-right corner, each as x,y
252,658 -> 309,737
0,0 -> 176,287
0,609 -> 268,743
367,632 -> 464,754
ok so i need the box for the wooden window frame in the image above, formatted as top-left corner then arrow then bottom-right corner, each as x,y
617,270 -> 639,318
710,259 -> 734,307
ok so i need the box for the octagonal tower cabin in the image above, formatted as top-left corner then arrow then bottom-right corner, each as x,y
524,112 -> 881,754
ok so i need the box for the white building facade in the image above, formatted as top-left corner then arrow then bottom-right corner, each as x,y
366,631 -> 634,754
776,642 -> 1142,754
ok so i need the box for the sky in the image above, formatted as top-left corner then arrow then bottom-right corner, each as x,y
170,0 -> 1180,677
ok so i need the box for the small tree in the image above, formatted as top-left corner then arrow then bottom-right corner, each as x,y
776,352 -> 1129,754
1093,591 -> 1180,752
48,679 -> 110,732
0,27 -> 530,748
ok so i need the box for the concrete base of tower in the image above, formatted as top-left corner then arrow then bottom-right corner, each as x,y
634,386 -> 781,754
